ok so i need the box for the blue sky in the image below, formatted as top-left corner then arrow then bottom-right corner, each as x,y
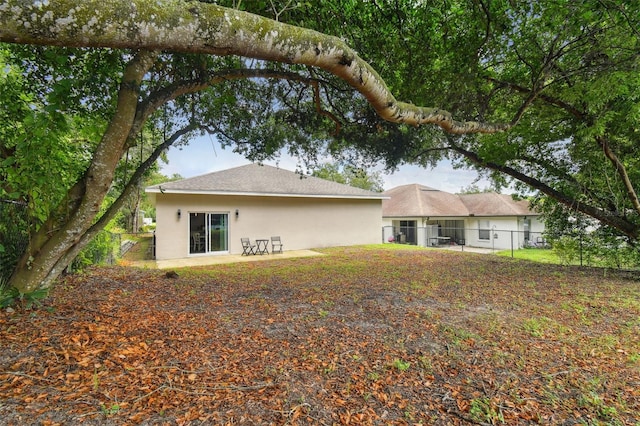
160,135 -> 490,193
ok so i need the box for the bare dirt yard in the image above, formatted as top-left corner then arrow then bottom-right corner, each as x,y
1,246 -> 639,425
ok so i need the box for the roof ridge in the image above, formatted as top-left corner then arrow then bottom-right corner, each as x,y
498,193 -> 521,214
146,163 -> 386,199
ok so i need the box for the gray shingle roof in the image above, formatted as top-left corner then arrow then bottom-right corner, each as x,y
382,184 -> 538,217
382,184 -> 469,217
146,163 -> 386,199
458,192 -> 534,216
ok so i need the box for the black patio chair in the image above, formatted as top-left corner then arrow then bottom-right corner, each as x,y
241,238 -> 257,256
271,236 -> 283,254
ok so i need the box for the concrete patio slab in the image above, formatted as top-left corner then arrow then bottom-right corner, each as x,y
127,249 -> 323,269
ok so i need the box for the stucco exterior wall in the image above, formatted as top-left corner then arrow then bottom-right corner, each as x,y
383,216 -> 546,250
463,216 -> 545,250
463,217 -> 518,250
154,193 -> 382,260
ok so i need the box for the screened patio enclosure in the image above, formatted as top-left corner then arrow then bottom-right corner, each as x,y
387,220 -> 466,247
391,220 -> 417,244
430,220 -> 466,246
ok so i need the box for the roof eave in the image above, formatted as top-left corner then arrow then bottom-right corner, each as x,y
145,188 -> 388,200
383,213 -> 540,218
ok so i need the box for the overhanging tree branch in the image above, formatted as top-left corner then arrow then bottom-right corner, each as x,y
597,136 -> 640,216
486,77 -> 586,120
0,0 -> 509,134
134,68 -> 337,139
310,79 -> 341,135
416,142 -> 615,210
446,137 -> 639,239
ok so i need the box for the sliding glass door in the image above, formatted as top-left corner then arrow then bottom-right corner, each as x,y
189,212 -> 228,254
208,213 -> 228,252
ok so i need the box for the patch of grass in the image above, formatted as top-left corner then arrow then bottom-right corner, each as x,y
628,353 -> 640,364
561,301 -> 587,315
366,243 -> 426,251
522,316 -> 572,338
577,392 -> 621,424
587,334 -> 620,356
120,234 -> 154,261
469,397 -> 504,424
4,246 -> 640,424
100,403 -> 120,416
497,246 -> 640,270
390,358 -> 411,371
367,371 -> 380,381
438,324 -> 478,346
496,248 -> 565,264
522,317 -> 549,337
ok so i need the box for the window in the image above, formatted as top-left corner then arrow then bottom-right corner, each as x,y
478,220 -> 490,240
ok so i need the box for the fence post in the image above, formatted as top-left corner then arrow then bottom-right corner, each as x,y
0,200 -> 29,286
511,230 -> 514,258
491,226 -> 495,252
579,233 -> 583,266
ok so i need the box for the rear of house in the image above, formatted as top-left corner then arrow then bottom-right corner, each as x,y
146,164 -> 385,260
382,184 -> 544,251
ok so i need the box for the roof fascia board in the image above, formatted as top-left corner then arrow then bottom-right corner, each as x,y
384,214 -> 538,218
146,188 -> 388,200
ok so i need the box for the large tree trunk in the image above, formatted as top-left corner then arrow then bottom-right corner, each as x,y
8,52 -> 156,294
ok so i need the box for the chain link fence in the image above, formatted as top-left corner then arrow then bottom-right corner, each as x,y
1,199 -> 126,285
383,225 -> 639,270
383,225 -> 545,251
0,200 -> 29,288
68,231 -> 122,272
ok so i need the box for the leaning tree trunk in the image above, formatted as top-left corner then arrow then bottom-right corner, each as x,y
8,52 -> 156,294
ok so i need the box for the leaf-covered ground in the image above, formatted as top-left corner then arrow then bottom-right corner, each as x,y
1,246 -> 639,425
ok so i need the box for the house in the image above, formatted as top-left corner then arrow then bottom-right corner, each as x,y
382,184 -> 544,250
145,164 -> 386,260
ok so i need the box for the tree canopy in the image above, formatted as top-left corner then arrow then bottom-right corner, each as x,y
0,0 -> 639,296
312,163 -> 384,192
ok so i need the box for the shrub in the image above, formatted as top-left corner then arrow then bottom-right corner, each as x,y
552,236 -> 579,265
69,230 -> 118,272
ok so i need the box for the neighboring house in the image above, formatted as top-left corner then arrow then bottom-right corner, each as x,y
146,164 -> 386,260
382,184 -> 544,250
